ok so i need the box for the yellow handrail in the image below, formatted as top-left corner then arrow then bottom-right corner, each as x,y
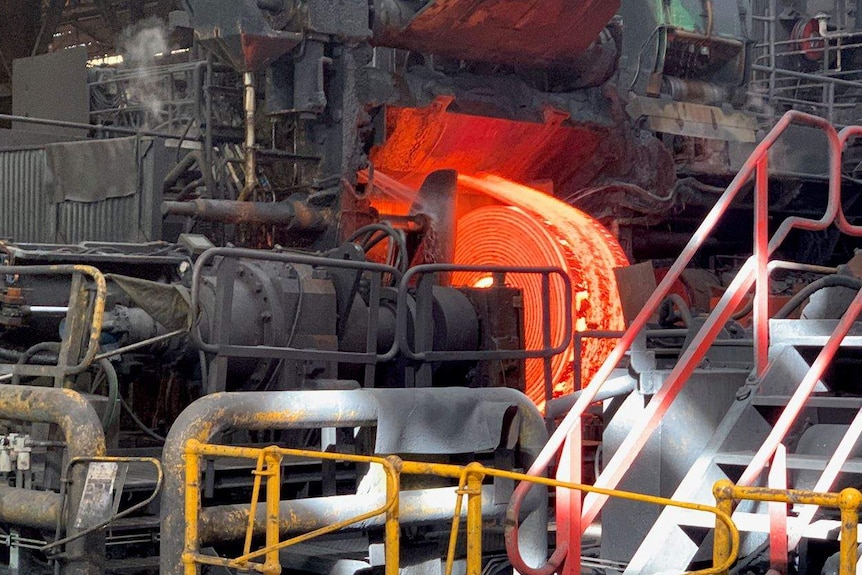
713,480 -> 862,575
182,440 -> 741,575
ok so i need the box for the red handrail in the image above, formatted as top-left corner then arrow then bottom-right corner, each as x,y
506,111 -> 843,575
836,126 -> 862,236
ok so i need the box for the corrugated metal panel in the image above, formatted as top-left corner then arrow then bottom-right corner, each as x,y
0,141 -> 161,244
56,196 -> 141,243
0,149 -> 52,243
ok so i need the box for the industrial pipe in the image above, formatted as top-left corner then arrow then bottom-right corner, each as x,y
0,484 -> 61,529
161,388 -> 548,575
198,484 -> 530,545
240,71 -> 258,201
0,385 -> 106,575
162,198 -> 334,229
545,373 -> 636,420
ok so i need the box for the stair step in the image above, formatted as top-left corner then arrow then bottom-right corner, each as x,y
752,395 -> 862,409
714,451 -> 862,473
672,511 -> 859,542
770,319 -> 862,348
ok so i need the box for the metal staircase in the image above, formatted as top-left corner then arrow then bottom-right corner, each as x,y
504,112 -> 862,575
625,325 -> 862,573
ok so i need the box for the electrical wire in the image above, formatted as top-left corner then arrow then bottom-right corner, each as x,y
119,395 -> 166,443
629,26 -> 665,92
774,275 -> 862,319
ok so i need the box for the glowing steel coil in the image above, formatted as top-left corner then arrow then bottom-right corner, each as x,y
453,175 -> 628,410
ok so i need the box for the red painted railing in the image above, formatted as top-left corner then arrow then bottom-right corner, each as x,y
506,111 -> 858,575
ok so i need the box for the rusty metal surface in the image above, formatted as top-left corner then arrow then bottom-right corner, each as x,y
372,0 -> 619,70
162,199 -> 334,229
198,485 -> 515,544
0,484 -> 62,529
626,96 -> 758,143
0,385 -> 106,575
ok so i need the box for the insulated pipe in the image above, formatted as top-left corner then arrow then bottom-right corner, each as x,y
197,484 -> 543,545
545,374 -> 636,420
162,151 -> 202,194
239,71 -> 258,201
162,199 -> 333,230
0,385 -> 106,575
160,388 -> 548,575
0,484 -> 62,529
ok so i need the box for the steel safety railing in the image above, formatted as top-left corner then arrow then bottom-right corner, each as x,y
753,125 -> 862,553
181,440 -> 740,575
189,246 -> 403,392
713,481 -> 862,575
396,264 -> 572,404
506,110 -> 852,575
182,440 -> 401,575
708,127 -> 862,559
749,1 -> 862,125
0,265 -> 107,386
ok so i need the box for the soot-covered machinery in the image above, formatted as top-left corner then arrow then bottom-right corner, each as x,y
0,239 -> 556,575
6,1 -> 862,575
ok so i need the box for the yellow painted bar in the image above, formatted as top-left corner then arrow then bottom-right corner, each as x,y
722,485 -> 843,507
190,442 -> 391,467
465,465 -> 484,575
713,481 -> 862,575
444,470 -> 469,575
244,453 -> 266,557
229,460 -> 398,564
183,439 -> 202,575
712,480 -> 735,575
400,460 -> 465,480
184,441 -> 740,575
264,449 -> 283,575
384,456 -> 401,575
839,488 -> 862,575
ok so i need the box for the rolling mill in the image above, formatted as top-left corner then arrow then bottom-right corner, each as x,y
5,1 -> 862,575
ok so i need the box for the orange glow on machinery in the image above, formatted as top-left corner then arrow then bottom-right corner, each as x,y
367,169 -> 628,410
451,175 -> 628,409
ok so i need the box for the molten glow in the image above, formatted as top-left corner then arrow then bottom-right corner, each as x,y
452,175 -> 628,410
472,276 -> 496,289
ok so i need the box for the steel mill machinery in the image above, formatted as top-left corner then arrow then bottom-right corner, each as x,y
4,1 -> 862,575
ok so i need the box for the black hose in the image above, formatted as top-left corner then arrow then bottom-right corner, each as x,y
0,347 -> 57,364
11,342 -> 61,385
346,223 -> 409,274
96,359 -> 120,431
119,395 -> 166,442
774,275 -> 862,320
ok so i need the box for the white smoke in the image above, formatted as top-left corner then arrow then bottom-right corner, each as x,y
117,19 -> 170,127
